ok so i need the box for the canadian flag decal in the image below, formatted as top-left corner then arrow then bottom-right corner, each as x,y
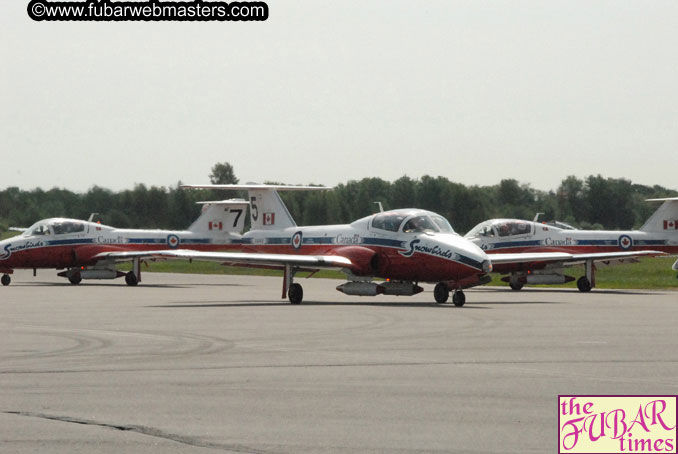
263,212 -> 275,225
208,221 -> 223,231
664,220 -> 678,230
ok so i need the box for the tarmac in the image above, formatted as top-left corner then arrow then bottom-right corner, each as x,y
1,270 -> 677,453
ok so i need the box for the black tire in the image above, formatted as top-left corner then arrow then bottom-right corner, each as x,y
125,271 -> 138,286
288,283 -> 303,304
1,274 -> 10,286
433,283 -> 449,304
69,273 -> 82,285
452,290 -> 466,307
509,282 -> 524,291
577,276 -> 592,292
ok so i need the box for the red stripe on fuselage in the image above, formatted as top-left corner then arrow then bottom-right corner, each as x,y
241,244 -> 480,282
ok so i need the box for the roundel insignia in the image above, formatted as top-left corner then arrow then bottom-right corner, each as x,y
291,231 -> 303,250
167,234 -> 180,249
618,234 -> 632,250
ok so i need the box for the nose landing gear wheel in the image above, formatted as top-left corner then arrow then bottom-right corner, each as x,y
434,283 -> 449,304
577,276 -> 592,292
509,282 -> 524,291
125,271 -> 138,286
69,273 -> 82,285
452,290 -> 466,307
1,274 -> 10,286
288,283 -> 303,304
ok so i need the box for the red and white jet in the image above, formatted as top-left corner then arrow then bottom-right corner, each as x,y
156,185 -> 497,306
464,198 -> 677,291
0,199 -> 249,286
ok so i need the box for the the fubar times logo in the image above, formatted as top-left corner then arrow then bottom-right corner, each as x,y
559,395 -> 677,453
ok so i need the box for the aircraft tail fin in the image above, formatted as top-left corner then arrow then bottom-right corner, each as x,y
182,184 -> 331,231
188,199 -> 250,234
640,198 -> 678,232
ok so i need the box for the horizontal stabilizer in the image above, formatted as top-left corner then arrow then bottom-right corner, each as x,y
181,184 -> 331,191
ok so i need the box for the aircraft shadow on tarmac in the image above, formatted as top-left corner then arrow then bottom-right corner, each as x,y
12,282 -> 191,289
148,300 -> 568,309
11,282 -> 245,289
477,287 -> 660,296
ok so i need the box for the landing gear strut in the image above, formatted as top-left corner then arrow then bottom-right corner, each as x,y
452,290 -> 466,307
577,260 -> 595,292
433,283 -> 449,304
283,264 -> 303,304
125,258 -> 141,286
1,274 -> 10,286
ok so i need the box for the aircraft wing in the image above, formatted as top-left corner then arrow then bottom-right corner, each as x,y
559,250 -> 665,266
94,249 -> 353,269
489,250 -> 664,267
487,252 -> 574,265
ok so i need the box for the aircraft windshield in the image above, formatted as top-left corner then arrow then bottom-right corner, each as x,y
431,215 -> 455,233
467,222 -> 495,238
371,213 -> 408,232
495,221 -> 532,237
49,221 -> 85,235
403,216 -> 438,233
25,223 -> 50,237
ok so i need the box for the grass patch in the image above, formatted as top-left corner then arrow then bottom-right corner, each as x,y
1,231 -> 21,240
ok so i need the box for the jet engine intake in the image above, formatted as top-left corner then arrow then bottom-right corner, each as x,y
331,246 -> 378,276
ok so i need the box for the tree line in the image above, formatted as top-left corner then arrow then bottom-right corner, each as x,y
1,163 -> 675,234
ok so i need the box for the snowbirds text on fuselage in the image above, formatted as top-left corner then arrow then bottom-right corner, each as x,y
464,198 -> 677,291
0,199 -> 249,286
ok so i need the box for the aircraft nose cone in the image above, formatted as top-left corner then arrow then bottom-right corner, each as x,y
439,234 -> 491,272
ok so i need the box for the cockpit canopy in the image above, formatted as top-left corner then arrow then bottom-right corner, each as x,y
466,219 -> 533,238
370,210 -> 455,234
22,219 -> 88,237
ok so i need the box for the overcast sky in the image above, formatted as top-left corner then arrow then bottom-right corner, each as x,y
1,1 -> 677,193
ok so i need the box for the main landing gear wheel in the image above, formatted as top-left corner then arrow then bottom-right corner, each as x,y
577,276 -> 592,292
434,283 -> 449,304
125,271 -> 138,286
1,274 -> 10,286
452,290 -> 466,307
288,283 -> 303,304
509,282 -> 524,291
68,273 -> 82,285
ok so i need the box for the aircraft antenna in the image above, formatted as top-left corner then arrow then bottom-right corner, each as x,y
88,213 -> 99,222
374,202 -> 384,213
533,212 -> 544,222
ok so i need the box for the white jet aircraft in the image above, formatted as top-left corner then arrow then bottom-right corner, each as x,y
465,198 -> 676,291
